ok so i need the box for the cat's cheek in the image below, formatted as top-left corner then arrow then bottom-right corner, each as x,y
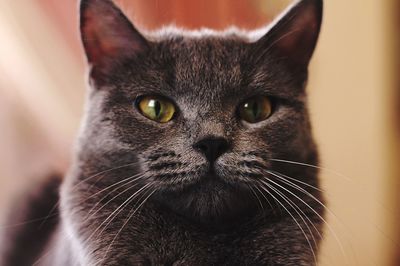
111,121 -> 169,148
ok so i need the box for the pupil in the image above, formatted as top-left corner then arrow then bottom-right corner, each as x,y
154,101 -> 161,117
252,102 -> 259,118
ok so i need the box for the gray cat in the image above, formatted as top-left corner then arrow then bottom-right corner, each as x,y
0,0 -> 325,265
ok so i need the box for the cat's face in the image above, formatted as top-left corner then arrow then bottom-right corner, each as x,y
63,0 -> 322,230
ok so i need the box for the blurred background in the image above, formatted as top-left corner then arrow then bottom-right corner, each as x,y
0,0 -> 398,265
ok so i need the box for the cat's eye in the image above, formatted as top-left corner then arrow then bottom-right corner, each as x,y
238,96 -> 272,123
136,96 -> 176,123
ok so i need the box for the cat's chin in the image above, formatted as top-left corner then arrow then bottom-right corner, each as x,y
153,177 -> 260,227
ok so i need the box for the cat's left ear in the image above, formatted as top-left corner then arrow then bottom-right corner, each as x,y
80,0 -> 149,81
254,0 -> 323,70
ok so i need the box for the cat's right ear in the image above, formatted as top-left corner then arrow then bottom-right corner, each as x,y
253,0 -> 323,71
80,0 -> 148,83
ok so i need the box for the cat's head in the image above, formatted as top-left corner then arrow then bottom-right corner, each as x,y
64,0 -> 323,226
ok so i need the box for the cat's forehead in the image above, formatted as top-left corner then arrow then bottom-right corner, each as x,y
142,36 -> 299,102
114,34 -> 301,104
159,36 -> 246,95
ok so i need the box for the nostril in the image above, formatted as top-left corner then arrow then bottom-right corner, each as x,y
193,137 -> 230,162
198,143 -> 208,152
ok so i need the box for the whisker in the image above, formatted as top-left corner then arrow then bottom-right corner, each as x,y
99,188 -> 156,265
251,183 -> 277,212
84,174 -> 146,219
0,213 -> 59,230
268,171 -> 390,266
83,183 -> 153,247
84,182 -> 140,222
268,171 -> 336,219
270,170 -> 324,193
77,162 -> 142,192
258,183 -> 317,265
269,158 -> 351,181
86,172 -> 144,200
246,183 -> 265,211
33,181 -> 149,266
267,179 -> 322,238
269,163 -> 400,265
264,174 -> 350,265
82,162 -> 142,193
38,162 -> 142,229
263,182 -> 319,265
32,248 -> 53,266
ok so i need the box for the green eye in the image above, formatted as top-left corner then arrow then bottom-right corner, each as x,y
136,96 -> 176,123
239,96 -> 272,123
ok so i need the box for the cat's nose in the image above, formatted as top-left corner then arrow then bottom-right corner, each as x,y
193,137 -> 230,162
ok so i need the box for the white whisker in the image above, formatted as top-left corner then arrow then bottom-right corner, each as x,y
246,183 -> 265,210
263,182 -> 319,265
264,174 -> 349,265
258,183 -> 317,265
84,174 -> 145,219
99,188 -> 156,265
83,183 -> 153,247
37,162 -> 142,229
269,158 -> 351,181
270,170 -> 324,192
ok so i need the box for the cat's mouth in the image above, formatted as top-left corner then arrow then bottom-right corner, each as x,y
187,165 -> 239,189
153,166 -> 258,224
200,167 -> 220,181
161,164 -> 249,196
194,170 -> 229,189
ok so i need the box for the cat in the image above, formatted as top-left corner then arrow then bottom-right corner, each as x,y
0,0 -> 324,265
